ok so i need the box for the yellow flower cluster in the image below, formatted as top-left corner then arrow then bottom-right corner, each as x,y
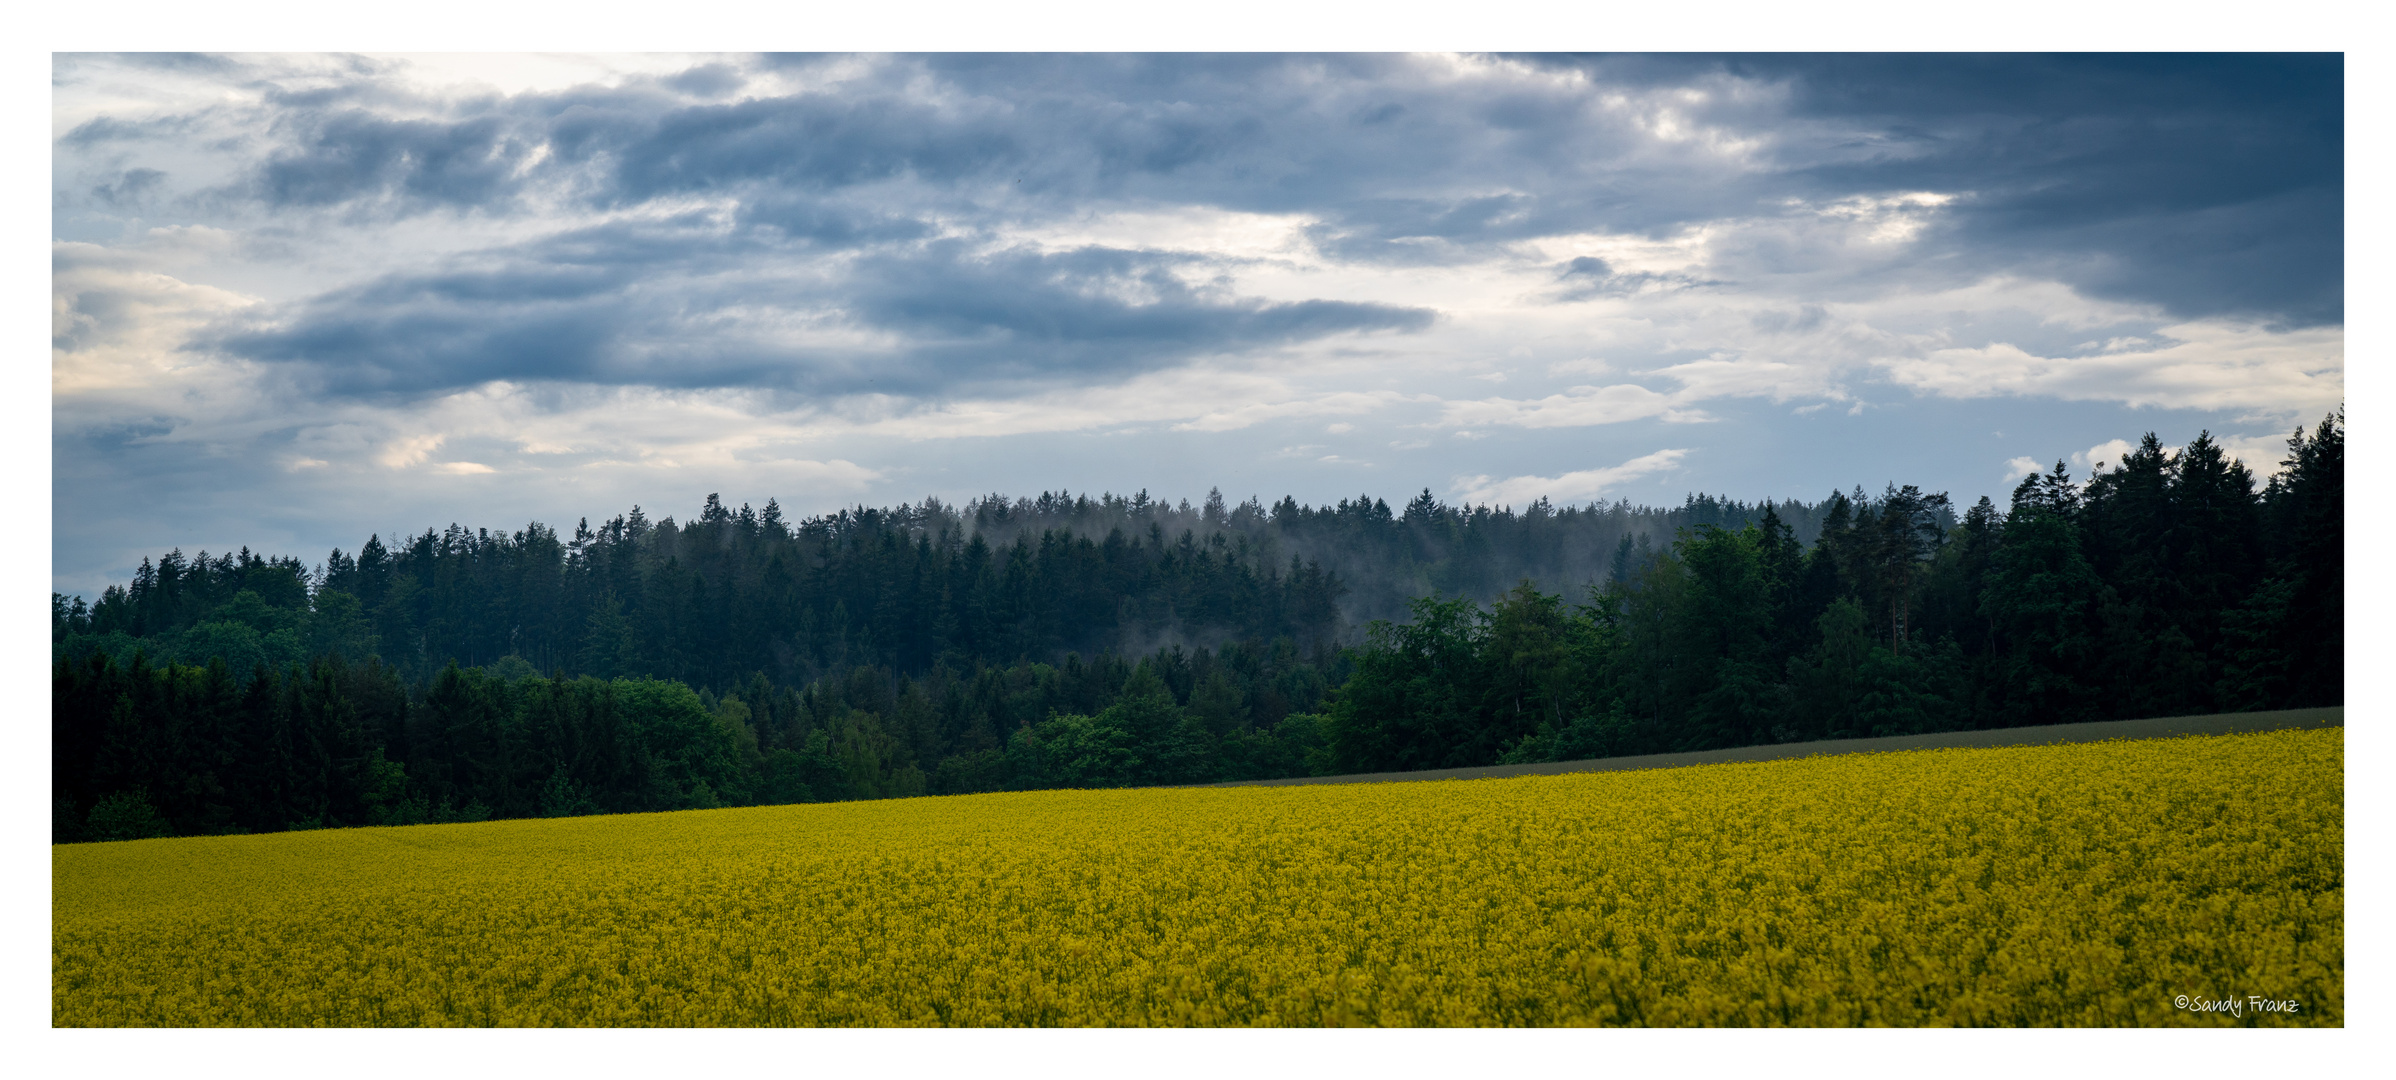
54,729 -> 2341,1026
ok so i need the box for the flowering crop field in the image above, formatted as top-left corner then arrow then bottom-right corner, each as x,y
54,729 -> 2340,1026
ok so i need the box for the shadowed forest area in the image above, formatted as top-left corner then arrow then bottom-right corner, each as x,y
54,414 -> 2339,841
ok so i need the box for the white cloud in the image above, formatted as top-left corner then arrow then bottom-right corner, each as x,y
1436,383 -> 1688,429
1525,226 -> 1715,279
1006,207 -> 1321,264
376,434 -> 446,470
1453,448 -> 1690,507
1804,191 -> 1960,244
368,52 -> 728,97
1880,319 -> 2343,419
51,243 -> 261,398
1649,355 -> 1841,404
2214,431 -> 2302,476
2003,456 -> 2043,482
2072,439 -> 2139,473
1168,388 -> 1407,433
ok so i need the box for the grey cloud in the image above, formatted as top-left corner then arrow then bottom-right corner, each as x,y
663,63 -> 748,98
252,110 -> 536,211
1552,256 -> 1715,301
1300,194 -> 1565,266
202,217 -> 744,393
205,223 -> 1434,398
838,242 -> 1433,388
592,94 -> 1021,202
91,168 -> 167,207
1622,54 -> 2344,324
62,114 -> 202,147
194,55 -> 1662,237
732,192 -> 933,245
57,51 -> 245,81
210,289 -> 630,395
1748,305 -> 1833,336
1946,185 -> 2338,327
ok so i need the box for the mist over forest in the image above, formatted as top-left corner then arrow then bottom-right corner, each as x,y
57,481 -> 1866,684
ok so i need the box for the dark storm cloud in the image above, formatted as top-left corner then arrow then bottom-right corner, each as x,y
1528,54 -> 2343,324
205,220 -> 1433,398
1808,54 -> 2341,325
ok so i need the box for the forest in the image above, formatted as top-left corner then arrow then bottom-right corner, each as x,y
52,413 -> 2340,841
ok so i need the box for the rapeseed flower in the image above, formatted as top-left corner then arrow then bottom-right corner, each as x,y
53,729 -> 2340,1026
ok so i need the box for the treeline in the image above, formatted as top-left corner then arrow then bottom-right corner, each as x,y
1325,418 -> 2343,772
52,498 -> 1344,691
52,487 -> 1839,692
52,414 -> 2338,841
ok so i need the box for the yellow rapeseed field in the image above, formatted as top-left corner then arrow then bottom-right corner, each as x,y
54,729 -> 2340,1026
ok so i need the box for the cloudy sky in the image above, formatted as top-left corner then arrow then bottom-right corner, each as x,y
51,52 -> 2343,597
